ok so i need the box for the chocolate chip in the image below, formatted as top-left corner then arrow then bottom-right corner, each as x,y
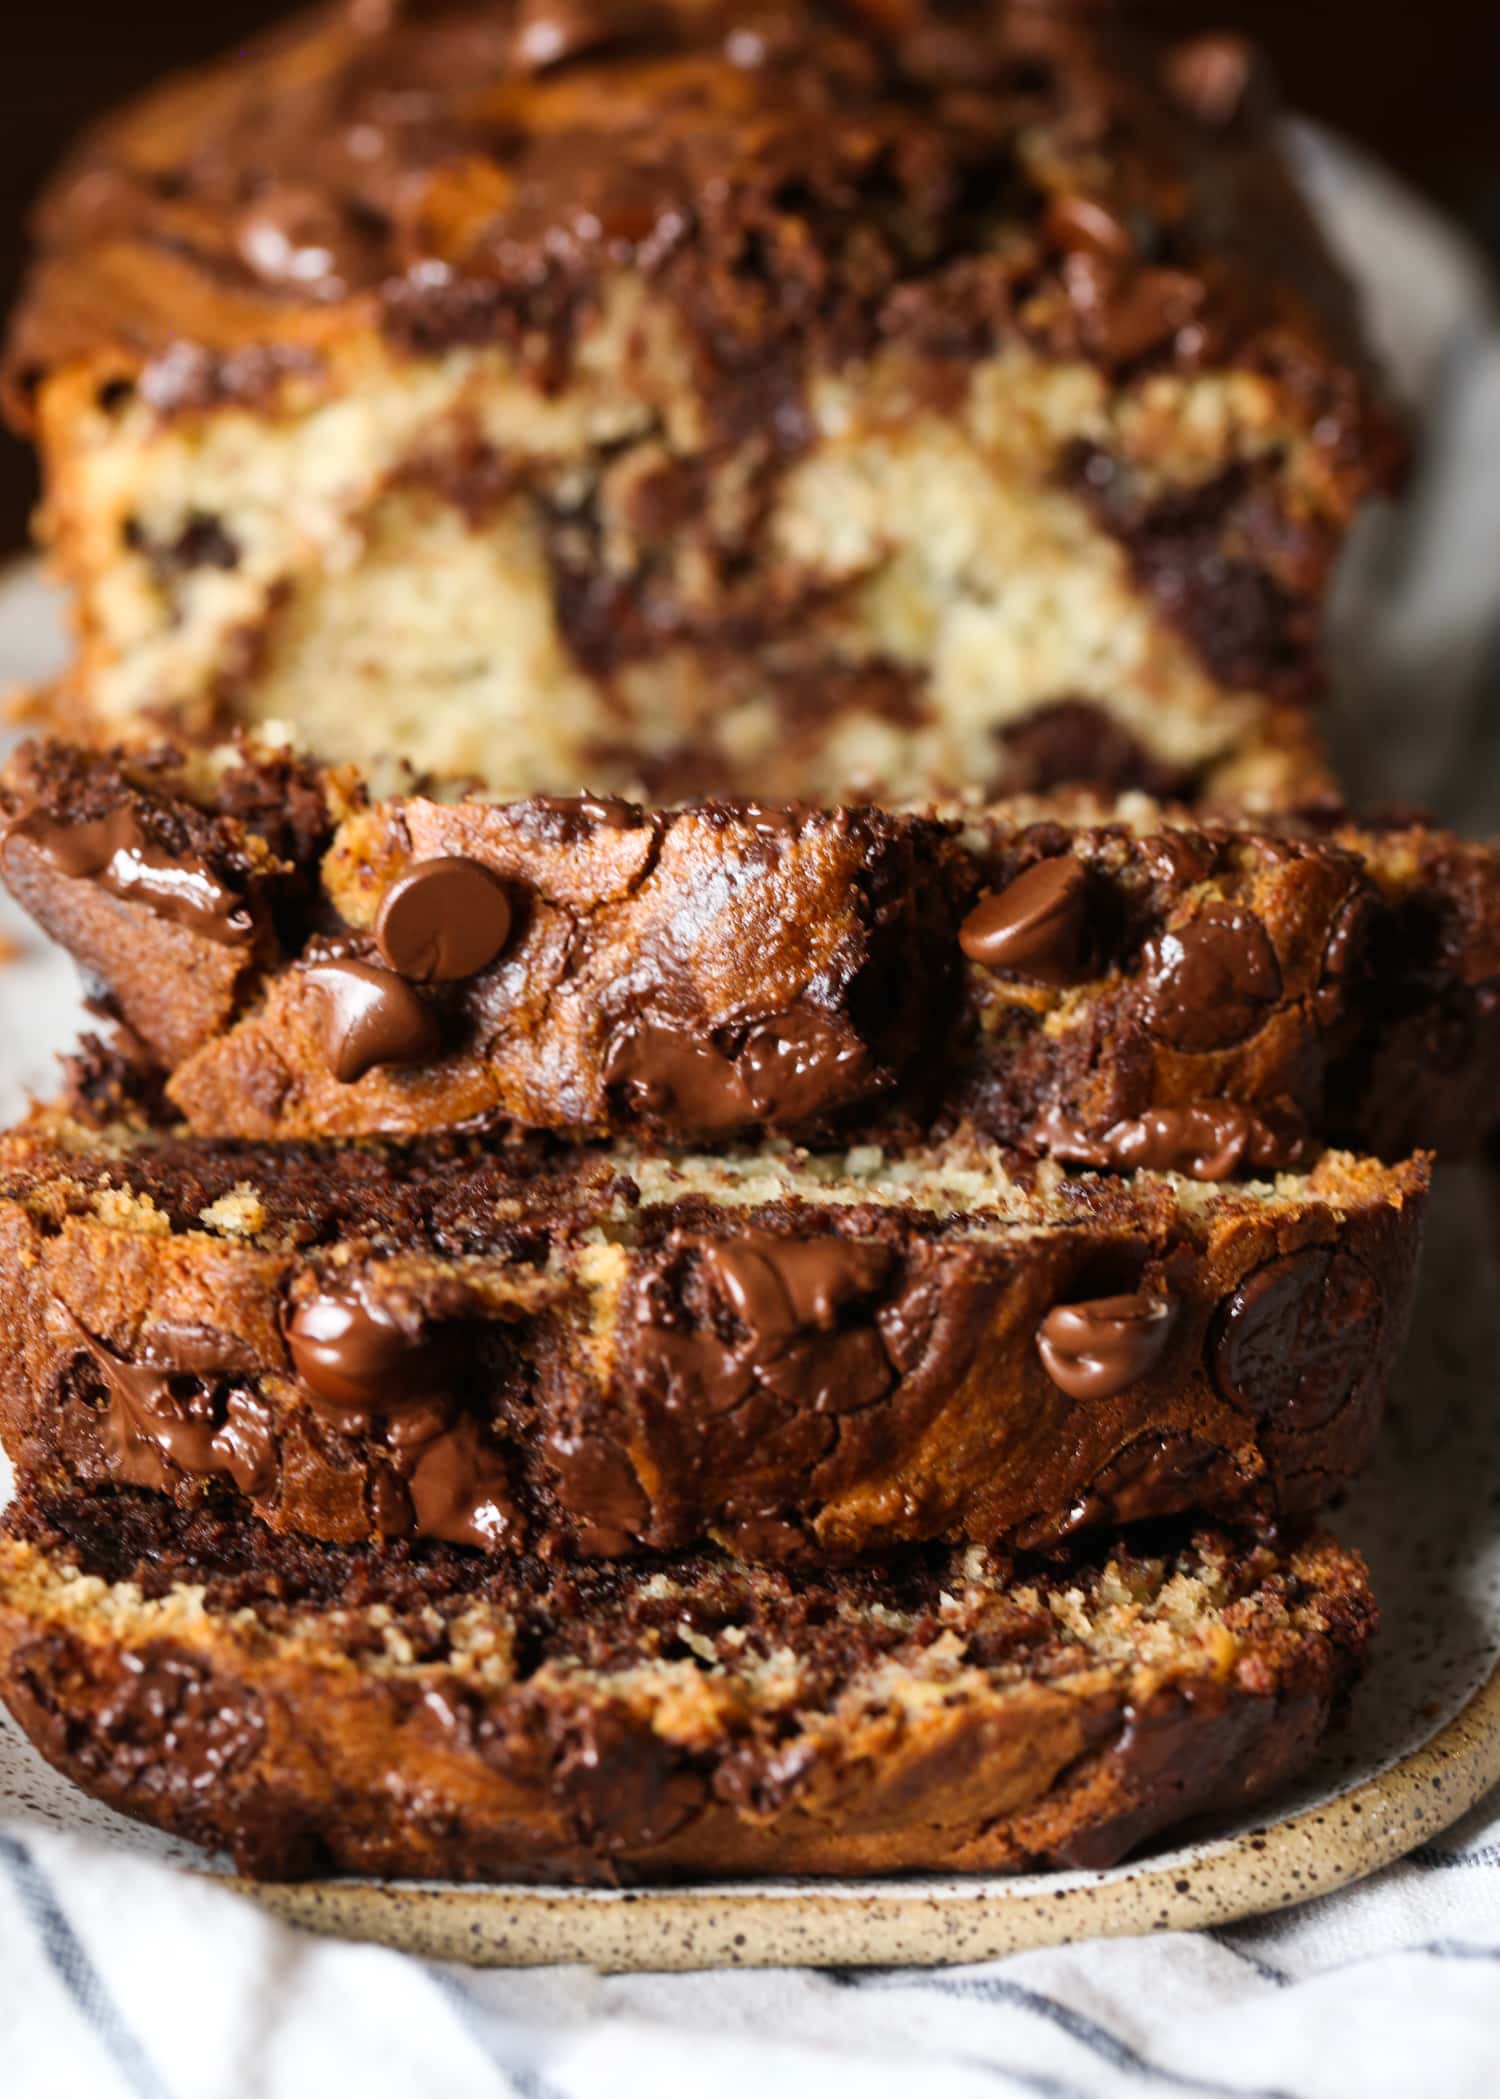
604,1021 -> 752,1132
1212,1248 -> 1381,1431
1139,904 -> 1281,1051
960,857 -> 1088,984
306,959 -> 441,1082
637,1231 -> 895,1418
287,1275 -> 434,1421
604,1011 -> 866,1134
375,855 -> 514,982
1034,1102 -> 1308,1182
404,1413 -> 518,1550
738,1011 -> 867,1123
1037,1292 -> 1176,1401
1316,889 -> 1374,1031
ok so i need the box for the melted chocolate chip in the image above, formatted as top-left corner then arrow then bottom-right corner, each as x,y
3,807 -> 253,945
287,1277 -> 518,1547
375,855 -> 514,982
545,1429 -> 650,1554
1037,1292 -> 1176,1401
1137,830 -> 1217,888
525,792 -> 639,831
306,959 -> 442,1082
1212,1248 -> 1382,1431
738,1011 -> 868,1123
404,1413 -> 518,1550
1015,1432 -> 1247,1549
62,1309 -> 275,1497
960,857 -> 1088,984
604,1022 -> 752,1132
550,1706 -> 708,1855
1139,904 -> 1281,1051
1316,889 -> 1374,1031
604,1011 -> 866,1133
637,1231 -> 894,1417
1062,252 -> 1205,367
511,0 -> 645,73
286,1274 -> 436,1422
994,701 -> 1195,801
1034,1102 -> 1307,1181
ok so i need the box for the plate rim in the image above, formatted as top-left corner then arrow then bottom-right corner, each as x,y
228,1653 -> 1500,1971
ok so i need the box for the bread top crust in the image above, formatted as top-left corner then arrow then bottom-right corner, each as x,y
5,0 -> 1392,471
5,739 -> 1499,1163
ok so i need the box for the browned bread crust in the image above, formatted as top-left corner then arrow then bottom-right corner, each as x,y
3,4 -> 1399,802
0,1486 -> 1378,1883
0,1109 -> 1428,1561
4,1 -> 1386,430
6,740 -> 1497,1164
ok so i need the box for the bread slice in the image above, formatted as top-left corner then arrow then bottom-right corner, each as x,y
3,4 -> 1397,805
0,1482 -> 1378,1883
6,739 -> 1497,1162
0,1108 -> 1427,1561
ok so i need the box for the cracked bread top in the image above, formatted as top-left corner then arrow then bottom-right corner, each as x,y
5,738 -> 1498,1163
5,0 -> 1393,471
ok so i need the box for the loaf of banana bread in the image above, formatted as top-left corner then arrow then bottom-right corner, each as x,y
0,1107 -> 1427,1560
3,1 -> 1398,803
0,1483 -> 1378,1882
7,740 -> 1496,1162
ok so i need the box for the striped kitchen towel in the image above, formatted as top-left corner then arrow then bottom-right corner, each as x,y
2,1799 -> 1500,2099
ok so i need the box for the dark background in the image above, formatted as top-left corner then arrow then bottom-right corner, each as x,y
3,1 -> 1498,548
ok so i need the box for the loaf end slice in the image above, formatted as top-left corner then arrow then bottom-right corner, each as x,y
0,1486 -> 1378,1885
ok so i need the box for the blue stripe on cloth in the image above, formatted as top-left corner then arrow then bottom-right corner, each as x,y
1207,1934 -> 1294,1988
829,1968 -> 1306,2099
436,1961 -> 1101,2099
0,1835 -> 175,2099
1409,1842 -> 1500,1871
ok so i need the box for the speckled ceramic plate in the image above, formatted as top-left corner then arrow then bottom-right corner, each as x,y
1,129 -> 1498,1968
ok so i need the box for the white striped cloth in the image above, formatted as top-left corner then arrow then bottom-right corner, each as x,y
2,1805 -> 1500,2099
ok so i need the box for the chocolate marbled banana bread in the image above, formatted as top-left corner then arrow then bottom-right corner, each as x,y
6,740 -> 1497,1164
0,1484 -> 1378,1882
4,1 -> 1398,803
0,1108 -> 1427,1561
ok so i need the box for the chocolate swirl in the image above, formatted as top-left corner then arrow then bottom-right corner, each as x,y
2,807 -> 253,945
